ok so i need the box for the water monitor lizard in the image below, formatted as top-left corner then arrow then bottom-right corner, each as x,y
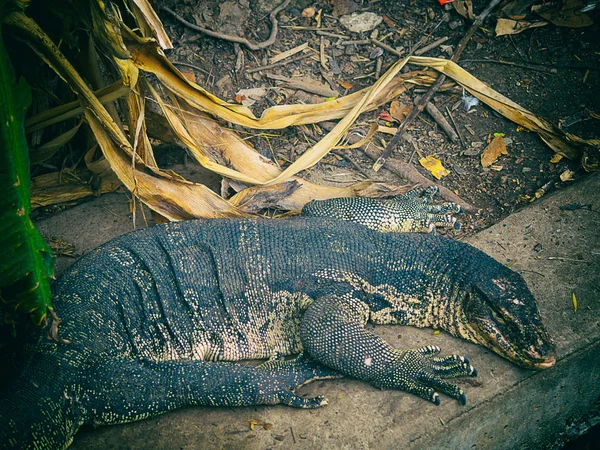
0,216 -> 555,449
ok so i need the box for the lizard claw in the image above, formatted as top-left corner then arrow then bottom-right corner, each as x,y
371,347 -> 475,405
301,187 -> 463,234
279,391 -> 328,409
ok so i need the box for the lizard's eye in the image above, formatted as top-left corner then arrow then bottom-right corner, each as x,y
491,309 -> 506,325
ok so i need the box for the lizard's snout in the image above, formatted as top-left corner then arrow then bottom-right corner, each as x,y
533,357 -> 556,369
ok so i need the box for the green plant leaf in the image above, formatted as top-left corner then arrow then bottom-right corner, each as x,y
0,17 -> 54,325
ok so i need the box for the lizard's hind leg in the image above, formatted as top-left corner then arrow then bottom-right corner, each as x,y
84,355 -> 341,427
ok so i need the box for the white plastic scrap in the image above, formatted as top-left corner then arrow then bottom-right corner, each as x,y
462,88 -> 480,111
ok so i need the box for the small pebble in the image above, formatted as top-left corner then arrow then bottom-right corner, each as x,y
449,20 -> 462,30
369,47 -> 384,59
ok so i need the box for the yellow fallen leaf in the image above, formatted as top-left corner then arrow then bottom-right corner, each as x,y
560,169 -> 575,182
549,153 -> 563,163
572,292 -> 577,312
302,7 -> 315,18
30,122 -> 82,165
248,418 -> 273,431
419,156 -> 449,179
481,136 -> 507,167
130,0 -> 173,49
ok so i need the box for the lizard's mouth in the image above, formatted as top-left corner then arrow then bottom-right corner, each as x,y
469,319 -> 556,370
532,357 -> 556,369
461,284 -> 556,370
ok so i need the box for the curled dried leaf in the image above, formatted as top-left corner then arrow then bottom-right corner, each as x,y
389,100 -> 412,122
481,136 -> 507,167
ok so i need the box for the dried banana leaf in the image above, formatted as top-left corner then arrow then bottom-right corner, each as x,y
30,122 -> 81,165
25,81 -> 129,133
128,0 -> 172,49
10,1 -> 597,226
407,56 -> 595,159
30,170 -> 121,208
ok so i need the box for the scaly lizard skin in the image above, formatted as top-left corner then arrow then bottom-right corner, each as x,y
302,187 -> 463,233
0,218 -> 555,449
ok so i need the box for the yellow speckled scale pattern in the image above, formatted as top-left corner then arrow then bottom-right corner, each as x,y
302,189 -> 462,233
0,217 -> 554,449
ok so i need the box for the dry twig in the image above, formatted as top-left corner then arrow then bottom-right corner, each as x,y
459,59 -> 556,75
320,122 -> 477,211
161,0 -> 291,51
446,106 -> 466,148
246,53 -> 311,73
370,38 -> 403,58
415,95 -> 459,143
413,36 -> 450,56
374,0 -> 503,171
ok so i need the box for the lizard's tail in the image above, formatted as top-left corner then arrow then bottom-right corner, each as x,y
84,355 -> 336,424
0,368 -> 81,450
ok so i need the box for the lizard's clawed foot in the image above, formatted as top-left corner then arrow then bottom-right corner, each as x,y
279,391 -> 328,409
371,346 -> 476,406
301,187 -> 463,233
397,187 -> 463,233
258,353 -> 341,409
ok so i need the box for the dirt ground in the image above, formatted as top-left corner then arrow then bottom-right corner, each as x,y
139,0 -> 599,237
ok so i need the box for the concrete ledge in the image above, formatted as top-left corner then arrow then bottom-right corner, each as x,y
34,175 -> 599,449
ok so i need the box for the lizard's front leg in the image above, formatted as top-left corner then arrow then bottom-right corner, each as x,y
299,292 -> 477,405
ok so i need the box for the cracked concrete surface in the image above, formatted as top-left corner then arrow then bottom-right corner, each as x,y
34,174 -> 599,449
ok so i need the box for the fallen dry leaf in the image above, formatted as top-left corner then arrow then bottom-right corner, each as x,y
181,71 -> 196,83
377,111 -> 393,122
130,0 -> 173,49
419,156 -> 450,179
533,0 -> 593,28
481,136 -> 507,167
389,100 -> 411,122
235,87 -> 273,107
248,418 -> 273,431
302,7 -> 316,18
453,0 -> 474,20
495,18 -> 547,37
560,169 -> 575,181
382,15 -> 396,27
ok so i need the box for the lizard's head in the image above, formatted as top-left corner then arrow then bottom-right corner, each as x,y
461,268 -> 556,370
